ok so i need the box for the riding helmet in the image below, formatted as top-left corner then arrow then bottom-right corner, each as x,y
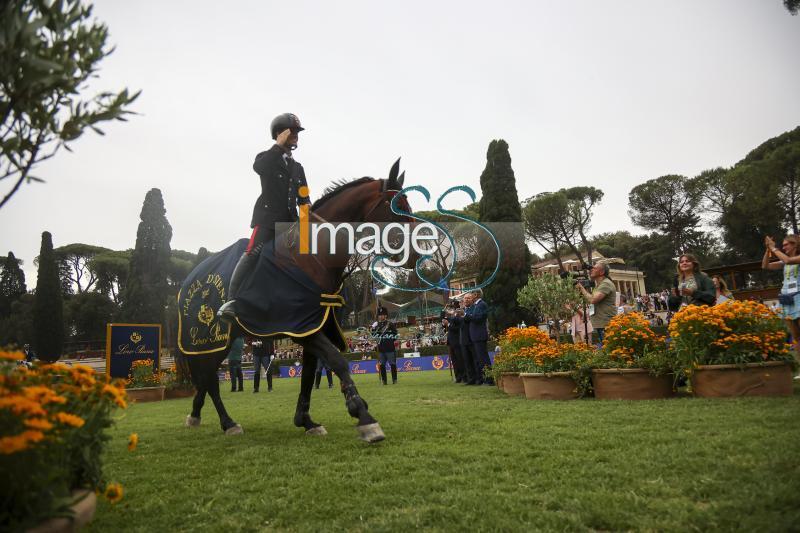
270,113 -> 305,139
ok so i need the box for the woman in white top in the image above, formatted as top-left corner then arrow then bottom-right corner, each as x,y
762,234 -> 800,378
712,275 -> 734,305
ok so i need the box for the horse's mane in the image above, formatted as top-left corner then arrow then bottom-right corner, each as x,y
312,177 -> 376,210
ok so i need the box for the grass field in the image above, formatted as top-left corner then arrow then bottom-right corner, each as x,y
88,372 -> 800,532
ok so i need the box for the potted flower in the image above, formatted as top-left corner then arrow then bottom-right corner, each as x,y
490,327 -> 554,395
126,358 -> 166,402
0,350 -> 129,531
162,364 -> 195,399
588,312 -> 675,400
519,342 -> 596,400
669,301 -> 795,397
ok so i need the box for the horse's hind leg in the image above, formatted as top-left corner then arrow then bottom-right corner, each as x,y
297,332 -> 384,443
294,350 -> 327,435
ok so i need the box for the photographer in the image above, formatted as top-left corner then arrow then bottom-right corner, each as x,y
441,301 -> 466,383
576,262 -> 617,346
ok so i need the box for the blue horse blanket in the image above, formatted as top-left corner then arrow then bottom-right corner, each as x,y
177,238 -> 346,355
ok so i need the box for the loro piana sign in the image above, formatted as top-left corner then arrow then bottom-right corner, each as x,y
105,323 -> 161,379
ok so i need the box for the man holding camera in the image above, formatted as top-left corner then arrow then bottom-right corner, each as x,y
441,300 -> 466,383
577,262 -> 617,347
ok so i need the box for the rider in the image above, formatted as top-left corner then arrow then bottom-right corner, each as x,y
218,113 -> 311,322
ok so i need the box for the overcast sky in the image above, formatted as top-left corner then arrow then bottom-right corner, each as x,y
2,0 -> 799,288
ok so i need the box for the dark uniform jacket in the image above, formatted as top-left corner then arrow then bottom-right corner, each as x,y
371,320 -> 398,353
463,299 -> 489,342
442,311 -> 461,346
451,315 -> 471,346
250,144 -> 311,229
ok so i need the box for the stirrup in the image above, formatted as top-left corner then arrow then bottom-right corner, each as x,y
217,300 -> 237,323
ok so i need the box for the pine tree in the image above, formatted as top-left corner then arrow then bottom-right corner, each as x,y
121,189 -> 173,324
33,232 -> 64,361
0,252 -> 27,317
477,140 -> 532,334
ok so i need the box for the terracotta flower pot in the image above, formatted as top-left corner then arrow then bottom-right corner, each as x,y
501,372 -> 525,396
27,489 -> 96,533
520,372 -> 578,400
691,361 -> 793,398
126,385 -> 165,403
164,386 -> 195,400
495,375 -> 504,391
592,368 -> 674,400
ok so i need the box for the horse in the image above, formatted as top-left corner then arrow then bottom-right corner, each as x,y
176,160 -> 414,443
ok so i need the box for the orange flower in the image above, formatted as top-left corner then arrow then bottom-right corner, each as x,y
24,418 -> 53,431
128,433 -> 138,452
0,350 -> 24,361
104,482 -> 124,503
55,412 -> 85,428
0,430 -> 45,454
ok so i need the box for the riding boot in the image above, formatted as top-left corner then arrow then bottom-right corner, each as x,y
390,364 -> 397,384
379,364 -> 387,385
326,369 -> 334,388
217,248 -> 260,322
315,370 -> 322,389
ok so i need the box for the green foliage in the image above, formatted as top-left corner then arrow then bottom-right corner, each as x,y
33,231 -> 63,361
693,127 -> 800,261
517,273 -> 584,331
0,251 -> 26,317
66,291 -> 115,341
628,175 -> 703,256
592,230 -> 678,292
121,189 -> 172,325
0,0 -> 139,208
53,243 -> 111,294
523,191 -> 572,269
477,140 -> 532,333
90,250 -> 130,305
786,0 -> 800,15
0,293 -> 34,346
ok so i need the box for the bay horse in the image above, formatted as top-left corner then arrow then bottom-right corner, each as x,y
178,161 -> 413,443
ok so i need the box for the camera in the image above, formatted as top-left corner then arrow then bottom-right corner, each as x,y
561,269 -> 593,289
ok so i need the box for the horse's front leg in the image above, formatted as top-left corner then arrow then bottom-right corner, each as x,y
298,333 -> 385,443
294,349 -> 327,435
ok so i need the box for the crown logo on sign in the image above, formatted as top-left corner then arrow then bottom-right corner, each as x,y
197,304 -> 214,326
130,331 -> 142,344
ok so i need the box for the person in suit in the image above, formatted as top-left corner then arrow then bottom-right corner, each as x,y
371,306 -> 399,385
451,299 -> 479,385
218,113 -> 311,322
463,289 -> 493,385
441,300 -> 466,383
252,338 -> 275,392
315,357 -> 334,389
227,337 -> 245,392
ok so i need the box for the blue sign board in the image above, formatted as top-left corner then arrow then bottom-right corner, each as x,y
106,323 -> 161,379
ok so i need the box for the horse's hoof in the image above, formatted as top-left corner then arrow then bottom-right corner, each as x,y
305,425 -> 327,436
185,415 -> 201,427
224,424 -> 244,436
357,422 -> 385,443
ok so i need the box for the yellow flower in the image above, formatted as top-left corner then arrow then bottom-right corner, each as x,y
104,482 -> 124,503
0,395 -> 47,417
0,430 -> 45,454
55,412 -> 85,428
0,350 -> 24,361
24,418 -> 53,431
128,433 -> 138,452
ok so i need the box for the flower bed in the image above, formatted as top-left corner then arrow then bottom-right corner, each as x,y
0,350 -> 131,530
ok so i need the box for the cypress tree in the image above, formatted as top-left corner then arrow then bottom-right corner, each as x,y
33,232 -> 64,361
477,140 -> 532,334
0,252 -> 27,318
121,188 -> 173,324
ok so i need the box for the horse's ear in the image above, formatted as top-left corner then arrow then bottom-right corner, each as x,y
397,171 -> 405,189
387,157 -> 401,188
